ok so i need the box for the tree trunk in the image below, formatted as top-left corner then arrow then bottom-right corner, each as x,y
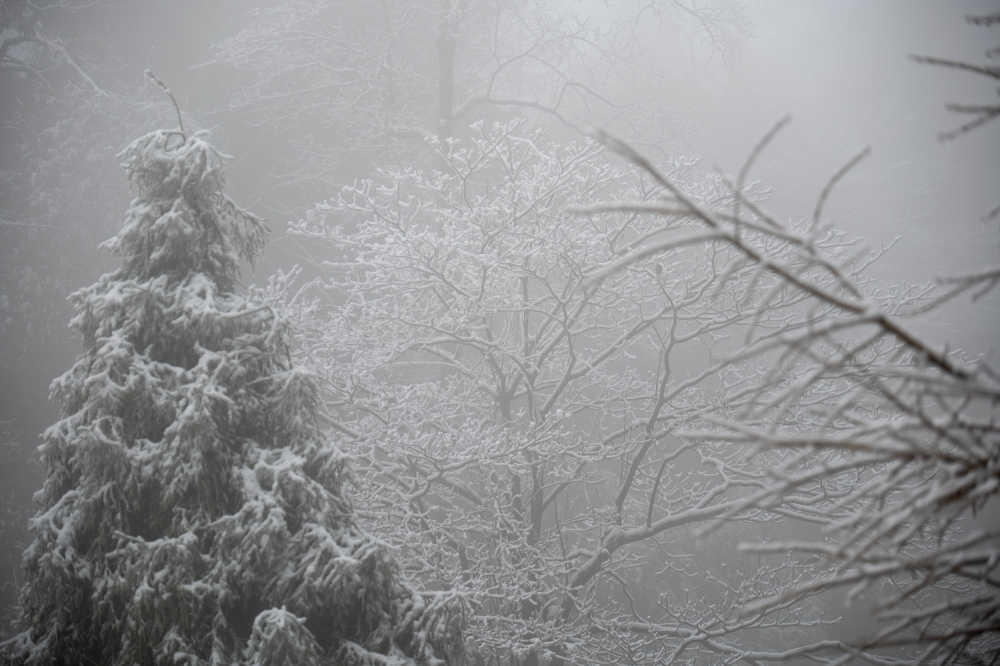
437,3 -> 455,140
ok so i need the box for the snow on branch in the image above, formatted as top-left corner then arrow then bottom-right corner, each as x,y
584,125 -> 1000,662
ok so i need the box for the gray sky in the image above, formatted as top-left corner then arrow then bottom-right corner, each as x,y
665,0 -> 999,354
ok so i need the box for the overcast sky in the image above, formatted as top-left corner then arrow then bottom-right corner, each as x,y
658,0 -> 1000,355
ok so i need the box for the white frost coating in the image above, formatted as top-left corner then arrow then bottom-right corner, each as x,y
287,119 -> 999,664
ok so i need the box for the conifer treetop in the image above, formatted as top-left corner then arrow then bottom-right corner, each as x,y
107,129 -> 267,289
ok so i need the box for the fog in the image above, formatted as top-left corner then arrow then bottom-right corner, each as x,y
1,1 -> 997,663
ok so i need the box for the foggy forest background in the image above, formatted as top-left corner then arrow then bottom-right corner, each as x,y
1,0 -> 998,663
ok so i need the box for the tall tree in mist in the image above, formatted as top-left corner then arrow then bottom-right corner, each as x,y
1,127 -> 463,665
288,121 -> 894,664
291,113 -> 998,662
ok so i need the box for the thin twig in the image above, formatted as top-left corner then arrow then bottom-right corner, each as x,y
34,29 -> 109,98
144,69 -> 185,139
811,146 -> 870,233
910,54 -> 1000,81
735,115 -> 790,231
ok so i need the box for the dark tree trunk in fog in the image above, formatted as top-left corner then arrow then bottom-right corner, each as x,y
437,3 -> 456,141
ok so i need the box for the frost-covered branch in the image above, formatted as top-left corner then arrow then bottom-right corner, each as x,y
583,124 -> 1000,663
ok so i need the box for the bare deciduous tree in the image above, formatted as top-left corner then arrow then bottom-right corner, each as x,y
581,122 -> 1000,663
287,120 -> 925,664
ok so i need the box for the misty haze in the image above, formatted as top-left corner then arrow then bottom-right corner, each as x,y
1,1 -> 998,664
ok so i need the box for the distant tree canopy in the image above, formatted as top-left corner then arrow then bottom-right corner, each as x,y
287,114 -> 999,662
1,128 -> 464,665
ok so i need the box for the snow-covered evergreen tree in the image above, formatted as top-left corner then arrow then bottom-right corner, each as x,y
1,129 -> 464,665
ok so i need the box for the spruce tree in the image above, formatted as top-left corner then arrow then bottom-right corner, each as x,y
1,128 -> 463,665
